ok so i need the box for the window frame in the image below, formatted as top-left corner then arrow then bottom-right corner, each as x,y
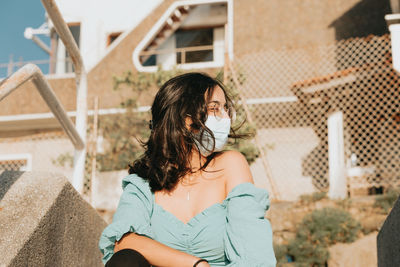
132,0 -> 233,72
0,153 -> 32,171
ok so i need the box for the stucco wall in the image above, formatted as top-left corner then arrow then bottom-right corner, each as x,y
233,0 -> 390,56
0,131 -> 74,180
0,75 -> 76,116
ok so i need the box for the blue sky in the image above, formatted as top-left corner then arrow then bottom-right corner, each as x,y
0,0 -> 50,77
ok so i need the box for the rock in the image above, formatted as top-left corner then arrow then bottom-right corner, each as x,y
360,214 -> 387,234
267,201 -> 308,233
328,231 -> 378,267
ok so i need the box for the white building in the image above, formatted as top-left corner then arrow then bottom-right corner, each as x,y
44,0 -> 230,74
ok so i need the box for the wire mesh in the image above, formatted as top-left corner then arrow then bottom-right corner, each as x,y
1,34 -> 398,199
0,159 -> 27,171
230,34 -> 399,194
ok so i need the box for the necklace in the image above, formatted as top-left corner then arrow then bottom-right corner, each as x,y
182,175 -> 196,201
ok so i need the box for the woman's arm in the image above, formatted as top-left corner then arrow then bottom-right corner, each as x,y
221,150 -> 254,193
115,232 -> 210,267
220,152 -> 276,266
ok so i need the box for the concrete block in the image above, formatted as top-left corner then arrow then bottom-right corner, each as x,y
377,196 -> 400,267
0,171 -> 107,267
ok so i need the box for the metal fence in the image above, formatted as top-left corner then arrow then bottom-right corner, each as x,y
230,34 -> 399,195
0,57 -> 74,78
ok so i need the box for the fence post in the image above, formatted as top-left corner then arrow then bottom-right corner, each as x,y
7,55 -> 14,76
385,14 -> 400,73
328,111 -> 347,199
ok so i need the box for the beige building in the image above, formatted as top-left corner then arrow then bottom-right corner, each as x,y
1,0 -> 398,201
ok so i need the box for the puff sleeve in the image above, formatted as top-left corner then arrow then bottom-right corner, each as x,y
223,183 -> 276,267
98,174 -> 155,265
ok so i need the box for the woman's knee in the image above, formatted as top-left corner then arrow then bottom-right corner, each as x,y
105,249 -> 151,267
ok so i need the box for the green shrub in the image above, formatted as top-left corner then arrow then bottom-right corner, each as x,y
288,207 -> 361,266
288,238 -> 329,267
374,187 -> 400,213
274,243 -> 288,265
299,191 -> 327,204
334,197 -> 352,210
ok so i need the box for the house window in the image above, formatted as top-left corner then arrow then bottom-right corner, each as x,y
0,154 -> 32,171
140,27 -> 221,67
65,23 -> 81,72
0,159 -> 27,171
133,0 -> 232,72
176,28 -> 213,64
107,32 -> 122,46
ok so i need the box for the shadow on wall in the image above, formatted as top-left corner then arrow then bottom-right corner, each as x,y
293,0 -> 395,191
291,38 -> 400,192
329,0 -> 391,41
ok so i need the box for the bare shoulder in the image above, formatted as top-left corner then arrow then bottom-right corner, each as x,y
215,150 -> 254,195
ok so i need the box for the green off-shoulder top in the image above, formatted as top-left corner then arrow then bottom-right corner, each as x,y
98,174 -> 276,266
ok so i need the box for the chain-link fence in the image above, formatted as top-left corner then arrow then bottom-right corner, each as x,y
231,34 -> 399,197
2,34 -> 398,200
0,158 -> 28,171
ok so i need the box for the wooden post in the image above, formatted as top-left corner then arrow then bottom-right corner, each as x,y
18,57 -> 23,69
89,97 -> 99,204
224,24 -> 229,83
7,55 -> 14,76
182,50 -> 186,64
227,61 -> 281,201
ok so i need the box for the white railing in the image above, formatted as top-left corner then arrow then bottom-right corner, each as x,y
0,57 -> 74,77
41,0 -> 88,194
0,0 -> 87,195
139,44 -> 215,65
0,64 -> 84,150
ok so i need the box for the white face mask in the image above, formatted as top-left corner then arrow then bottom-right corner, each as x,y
194,115 -> 231,156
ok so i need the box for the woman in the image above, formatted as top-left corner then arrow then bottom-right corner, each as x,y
98,72 -> 276,267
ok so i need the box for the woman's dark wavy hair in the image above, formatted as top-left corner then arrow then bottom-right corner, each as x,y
129,72 -> 240,193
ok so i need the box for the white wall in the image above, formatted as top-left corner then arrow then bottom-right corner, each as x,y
52,0 -> 163,71
181,3 -> 227,28
156,35 -> 177,69
251,127 -> 319,201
